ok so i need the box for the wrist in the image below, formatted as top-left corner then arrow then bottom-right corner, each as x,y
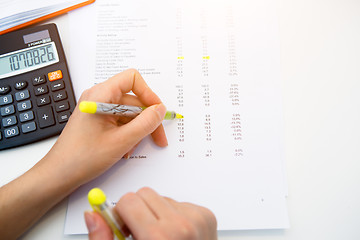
39,139 -> 104,192
36,145 -> 85,196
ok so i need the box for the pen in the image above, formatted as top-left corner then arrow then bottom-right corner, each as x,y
79,101 -> 183,120
88,188 -> 130,240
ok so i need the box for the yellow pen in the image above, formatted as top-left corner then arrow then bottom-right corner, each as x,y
88,188 -> 129,240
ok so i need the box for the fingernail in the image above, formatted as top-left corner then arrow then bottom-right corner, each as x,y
154,103 -> 167,119
84,211 -> 97,233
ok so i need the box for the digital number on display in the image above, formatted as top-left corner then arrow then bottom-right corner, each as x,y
0,42 -> 59,79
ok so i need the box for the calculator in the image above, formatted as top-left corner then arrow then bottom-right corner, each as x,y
0,23 -> 76,150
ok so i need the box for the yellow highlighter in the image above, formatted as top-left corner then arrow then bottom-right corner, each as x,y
88,188 -> 127,240
79,101 -> 183,120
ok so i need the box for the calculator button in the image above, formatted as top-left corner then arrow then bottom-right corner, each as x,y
34,85 -> 49,96
19,111 -> 34,122
53,90 -> 67,102
37,106 -> 55,128
0,85 -> 11,95
32,75 -> 46,86
15,90 -> 30,101
14,81 -> 28,90
4,126 -> 19,138
17,100 -> 32,112
51,80 -> 65,91
58,111 -> 70,123
21,121 -> 37,133
55,101 -> 69,112
2,115 -> 17,127
36,95 -> 51,106
0,105 -> 15,116
48,70 -> 63,81
0,94 -> 13,106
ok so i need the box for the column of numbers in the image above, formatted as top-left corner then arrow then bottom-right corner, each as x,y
176,37 -> 184,78
228,34 -> 238,76
229,83 -> 239,106
204,114 -> 212,142
176,85 -> 184,108
202,84 -> 212,157
201,84 -> 210,107
175,7 -> 185,158
176,8 -> 184,78
231,113 -> 242,141
177,119 -> 185,143
204,114 -> 212,158
229,84 -> 242,157
201,36 -> 209,77
200,7 -> 209,77
176,85 -> 185,157
226,7 -> 238,77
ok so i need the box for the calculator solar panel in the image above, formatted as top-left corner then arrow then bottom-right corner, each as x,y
0,24 -> 76,150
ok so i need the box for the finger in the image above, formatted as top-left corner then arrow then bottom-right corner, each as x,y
78,81 -> 124,104
119,94 -> 144,106
103,69 -> 162,106
84,211 -> 113,240
165,200 -> 218,232
115,192 -> 157,237
79,69 -> 161,106
163,196 -> 178,206
166,199 -> 212,219
115,103 -> 167,147
163,197 -> 188,213
116,116 -> 134,125
151,124 -> 168,147
136,187 -> 176,219
120,94 -> 168,147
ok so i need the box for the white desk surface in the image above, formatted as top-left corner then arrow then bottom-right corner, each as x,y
1,0 -> 360,239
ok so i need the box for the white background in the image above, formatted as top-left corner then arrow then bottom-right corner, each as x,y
0,0 -> 359,239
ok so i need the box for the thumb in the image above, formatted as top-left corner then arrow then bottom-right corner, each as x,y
119,103 -> 167,145
84,211 -> 113,240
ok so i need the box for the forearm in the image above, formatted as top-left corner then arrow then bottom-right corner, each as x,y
0,154 -> 78,239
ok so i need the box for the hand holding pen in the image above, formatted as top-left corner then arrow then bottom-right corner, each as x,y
85,187 -> 217,240
48,69 -> 170,186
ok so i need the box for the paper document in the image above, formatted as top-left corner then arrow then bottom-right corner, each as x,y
65,0 -> 289,234
0,0 -> 93,33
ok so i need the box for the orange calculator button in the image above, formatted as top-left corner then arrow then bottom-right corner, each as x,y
48,70 -> 63,81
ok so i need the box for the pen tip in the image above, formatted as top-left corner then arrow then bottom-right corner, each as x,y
176,113 -> 184,119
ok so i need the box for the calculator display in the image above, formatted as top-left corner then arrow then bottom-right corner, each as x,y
0,42 -> 59,79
